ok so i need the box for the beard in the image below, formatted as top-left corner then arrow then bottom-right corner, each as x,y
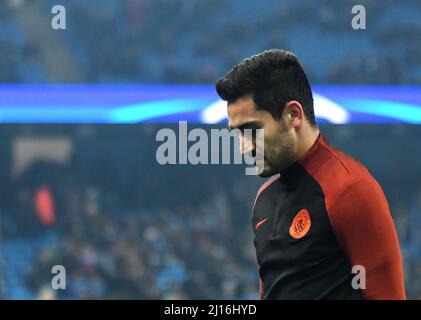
257,130 -> 297,177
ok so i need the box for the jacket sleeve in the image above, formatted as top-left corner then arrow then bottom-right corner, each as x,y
328,179 -> 406,299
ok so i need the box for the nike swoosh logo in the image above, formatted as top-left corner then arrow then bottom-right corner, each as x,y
256,218 -> 268,230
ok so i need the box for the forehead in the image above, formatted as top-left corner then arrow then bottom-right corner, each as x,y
227,97 -> 259,128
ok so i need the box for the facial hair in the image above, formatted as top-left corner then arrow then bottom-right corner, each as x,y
259,128 -> 297,177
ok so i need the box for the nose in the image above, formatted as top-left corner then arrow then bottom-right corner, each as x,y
239,134 -> 255,156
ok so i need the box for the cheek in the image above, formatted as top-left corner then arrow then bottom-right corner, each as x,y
265,133 -> 290,158
262,131 -> 279,152
257,122 -> 286,157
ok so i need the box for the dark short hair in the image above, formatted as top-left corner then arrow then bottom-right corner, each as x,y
215,49 -> 316,126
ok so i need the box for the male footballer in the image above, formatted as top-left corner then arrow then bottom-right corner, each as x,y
215,49 -> 406,299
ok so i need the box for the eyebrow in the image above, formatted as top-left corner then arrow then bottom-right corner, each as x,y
228,120 -> 263,131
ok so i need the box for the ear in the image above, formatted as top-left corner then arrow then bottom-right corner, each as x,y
285,100 -> 304,128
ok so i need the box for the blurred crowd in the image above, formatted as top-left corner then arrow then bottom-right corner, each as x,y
24,188 -> 259,300
0,124 -> 420,299
0,1 -> 47,82
1,157 -> 421,299
0,140 -> 261,299
391,187 -> 421,299
0,0 -> 421,84
1,0 -> 421,300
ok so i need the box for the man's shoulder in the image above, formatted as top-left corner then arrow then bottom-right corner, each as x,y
305,139 -> 382,210
320,138 -> 374,179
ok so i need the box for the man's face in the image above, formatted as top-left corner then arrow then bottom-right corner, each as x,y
228,96 -> 298,177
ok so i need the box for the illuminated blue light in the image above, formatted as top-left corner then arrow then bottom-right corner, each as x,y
337,98 -> 421,124
0,85 -> 420,124
108,98 -> 214,123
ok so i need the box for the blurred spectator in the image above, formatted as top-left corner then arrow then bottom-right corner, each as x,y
1,0 -> 421,84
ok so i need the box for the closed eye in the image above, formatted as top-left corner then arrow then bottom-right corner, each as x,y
229,120 -> 263,133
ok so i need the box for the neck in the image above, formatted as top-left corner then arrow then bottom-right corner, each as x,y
296,126 -> 320,160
